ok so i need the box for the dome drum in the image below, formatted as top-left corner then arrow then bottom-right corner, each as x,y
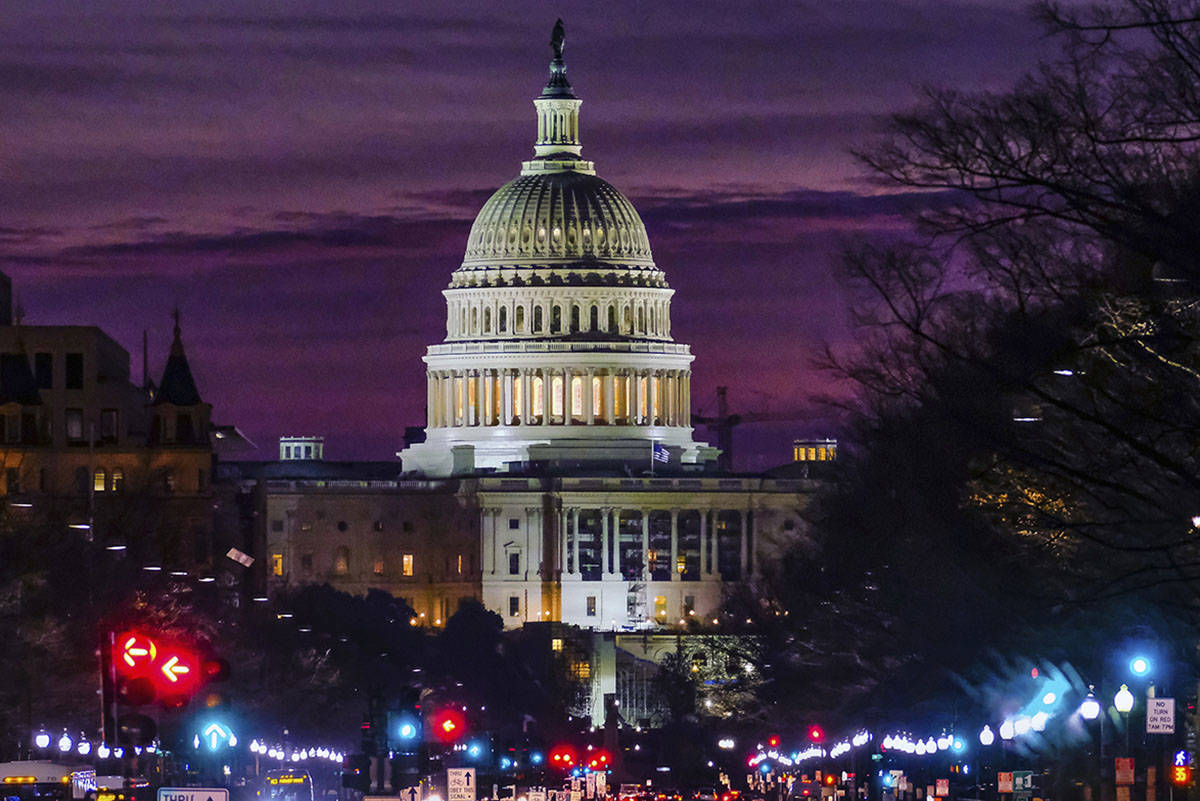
444,286 -> 675,341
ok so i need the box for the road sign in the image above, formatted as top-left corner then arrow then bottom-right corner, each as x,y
1147,698 -> 1176,733
1013,772 -> 1033,793
158,789 -> 229,801
1116,758 -> 1135,785
997,773 -> 1013,794
447,769 -> 476,801
400,787 -> 421,801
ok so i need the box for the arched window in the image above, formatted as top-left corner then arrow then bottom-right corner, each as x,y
515,305 -> 525,333
570,305 -> 580,333
589,305 -> 599,331
636,306 -> 644,333
550,375 -> 564,420
483,307 -> 492,333
533,305 -> 543,332
608,305 -> 617,332
112,468 -> 125,493
73,467 -> 89,495
551,305 -> 561,333
93,469 -> 107,493
499,306 -> 507,333
571,376 -> 584,420
334,546 -> 350,576
471,307 -> 478,334
623,305 -> 632,333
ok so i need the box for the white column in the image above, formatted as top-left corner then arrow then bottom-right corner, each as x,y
669,508 -> 679,582
541,369 -> 551,427
605,373 -> 616,425
641,511 -> 651,580
585,369 -> 595,425
563,368 -> 572,424
632,371 -> 642,425
610,508 -> 621,577
572,508 -> 581,577
699,510 -> 707,576
600,507 -> 610,578
522,370 -> 532,426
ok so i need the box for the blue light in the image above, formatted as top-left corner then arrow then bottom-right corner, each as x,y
500,757 -> 513,770
760,764 -> 770,774
963,765 -> 970,775
467,743 -> 483,758
1130,657 -> 1151,677
396,714 -> 420,742
952,738 -> 965,753
882,775 -> 894,788
531,752 -> 544,765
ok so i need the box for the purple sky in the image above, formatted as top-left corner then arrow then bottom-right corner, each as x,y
0,1 -> 1054,469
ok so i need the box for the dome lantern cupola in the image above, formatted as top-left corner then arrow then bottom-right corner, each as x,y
526,19 -> 593,175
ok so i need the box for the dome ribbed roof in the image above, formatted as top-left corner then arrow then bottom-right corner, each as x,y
459,172 -> 654,270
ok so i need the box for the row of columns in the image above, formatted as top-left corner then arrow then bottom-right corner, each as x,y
427,367 -> 691,429
553,507 -> 752,581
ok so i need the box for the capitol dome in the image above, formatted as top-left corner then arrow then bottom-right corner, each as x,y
399,22 -> 716,477
459,172 -> 655,273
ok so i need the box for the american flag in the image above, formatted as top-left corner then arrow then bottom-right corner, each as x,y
652,442 -> 669,463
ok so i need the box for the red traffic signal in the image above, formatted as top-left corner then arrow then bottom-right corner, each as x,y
767,735 -> 780,748
808,726 -> 825,742
549,745 -> 576,768
431,708 -> 466,743
587,750 -> 611,769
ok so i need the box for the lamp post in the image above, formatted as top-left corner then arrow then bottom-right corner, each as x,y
1114,685 -> 1134,752
1081,689 -> 1104,801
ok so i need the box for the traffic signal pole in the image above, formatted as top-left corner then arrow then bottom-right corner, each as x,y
100,631 -> 117,745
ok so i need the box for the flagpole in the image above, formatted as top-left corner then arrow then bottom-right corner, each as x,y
650,439 -> 655,477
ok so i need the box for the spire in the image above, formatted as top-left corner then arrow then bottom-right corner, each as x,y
153,309 -> 202,406
524,19 -> 594,176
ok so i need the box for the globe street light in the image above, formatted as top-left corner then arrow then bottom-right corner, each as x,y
1080,692 -> 1101,720
1115,684 -> 1135,752
980,725 -> 995,746
1129,657 -> 1151,677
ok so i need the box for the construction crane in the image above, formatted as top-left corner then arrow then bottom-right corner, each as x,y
691,386 -> 810,472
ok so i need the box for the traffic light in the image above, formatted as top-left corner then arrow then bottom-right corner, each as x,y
586,749 -> 611,770
549,745 -> 576,769
808,726 -> 825,743
1173,751 -> 1192,786
430,708 -> 466,744
104,629 -> 229,747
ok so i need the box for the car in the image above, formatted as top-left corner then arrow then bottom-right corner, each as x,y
618,786 -> 642,801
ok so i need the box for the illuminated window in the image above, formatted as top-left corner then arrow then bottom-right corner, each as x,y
509,596 -> 520,616
654,595 -> 667,619
676,555 -> 686,574
551,375 -> 563,418
402,553 -> 414,576
532,375 -> 544,418
373,559 -> 384,576
515,305 -> 525,333
586,596 -> 596,616
271,553 -> 283,577
93,469 -> 107,493
457,553 -> 463,574
571,376 -> 583,418
570,659 -> 591,680
334,546 -> 350,576
551,637 -> 563,652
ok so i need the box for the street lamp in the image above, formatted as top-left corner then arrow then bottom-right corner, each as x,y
979,726 -> 995,746
1080,692 -> 1101,720
1129,657 -> 1151,677
1114,684 -> 1134,752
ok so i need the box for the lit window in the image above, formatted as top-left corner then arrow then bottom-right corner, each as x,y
654,596 -> 667,619
402,553 -> 414,576
271,553 -> 283,577
334,546 -> 350,576
112,468 -> 124,493
551,638 -> 563,652
457,553 -> 463,574
509,596 -> 520,616
586,596 -> 597,617
676,554 -> 686,573
373,559 -> 384,576
93,469 -> 107,493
